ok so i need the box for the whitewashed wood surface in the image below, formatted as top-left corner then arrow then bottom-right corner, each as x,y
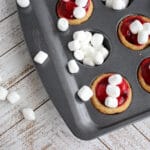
0,1 -> 149,149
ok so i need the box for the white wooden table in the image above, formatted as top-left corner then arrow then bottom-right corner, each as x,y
0,1 -> 150,149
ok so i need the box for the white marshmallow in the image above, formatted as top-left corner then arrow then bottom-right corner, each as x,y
83,31 -> 92,44
78,86 -> 93,101
0,86 -> 8,101
16,0 -> 30,8
7,91 -> 20,104
98,46 -> 109,59
91,33 -> 104,48
106,84 -> 120,98
73,7 -> 86,19
73,31 -> 86,42
122,0 -> 129,8
22,108 -> 35,121
105,0 -> 113,8
143,23 -> 150,34
74,50 -> 84,61
57,18 -> 69,32
83,57 -> 95,66
105,97 -> 118,108
83,45 -> 95,58
75,0 -> 88,7
93,52 -> 104,65
34,51 -> 48,64
137,30 -> 149,45
0,76 -> 2,83
129,20 -> 143,34
67,59 -> 79,74
112,0 -> 125,10
108,74 -> 122,85
68,40 -> 81,51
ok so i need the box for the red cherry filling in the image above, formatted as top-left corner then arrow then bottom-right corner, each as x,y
57,0 -> 90,19
95,75 -> 129,107
140,57 -> 150,85
120,15 -> 150,45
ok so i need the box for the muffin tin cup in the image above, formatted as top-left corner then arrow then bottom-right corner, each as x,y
18,0 -> 150,140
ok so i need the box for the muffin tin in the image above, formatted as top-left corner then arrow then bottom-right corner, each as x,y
18,0 -> 150,140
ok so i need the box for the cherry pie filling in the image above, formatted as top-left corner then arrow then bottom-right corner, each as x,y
140,57 -> 150,85
57,0 -> 91,19
120,16 -> 150,45
95,75 -> 129,107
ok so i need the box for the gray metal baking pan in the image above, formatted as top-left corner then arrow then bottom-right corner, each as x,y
17,0 -> 150,140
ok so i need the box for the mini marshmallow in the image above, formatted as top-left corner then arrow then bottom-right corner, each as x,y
93,52 -> 104,65
98,46 -> 109,59
34,51 -> 48,64
112,0 -> 125,10
143,23 -> 150,34
7,91 -> 20,104
22,108 -> 35,121
75,0 -> 88,7
68,40 -> 81,51
83,57 -> 95,66
91,33 -> 104,48
57,18 -> 69,32
83,31 -> 92,44
74,50 -> 84,61
137,30 -> 149,45
129,20 -> 143,34
108,74 -> 122,85
106,84 -> 120,98
73,31 -> 86,42
83,45 -> 95,58
0,86 -> 8,101
16,0 -> 30,8
67,59 -> 79,74
78,85 -> 93,101
105,0 -> 113,8
105,97 -> 118,108
73,7 -> 86,19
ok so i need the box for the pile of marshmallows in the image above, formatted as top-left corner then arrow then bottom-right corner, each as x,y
103,0 -> 129,10
129,20 -> 150,45
67,30 -> 109,73
0,77 -> 35,121
78,74 -> 123,108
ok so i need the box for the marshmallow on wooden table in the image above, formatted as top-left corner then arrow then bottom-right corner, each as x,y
143,23 -> 150,34
22,108 -> 35,121
67,59 -> 79,74
74,50 -> 84,61
0,86 -> 8,101
105,97 -> 118,108
34,51 -> 48,64
73,7 -> 86,19
16,0 -> 30,8
57,18 -> 69,32
91,33 -> 104,48
75,0 -> 88,7
129,20 -> 143,34
7,91 -> 20,104
106,84 -> 120,98
78,86 -> 93,101
137,30 -> 149,45
108,74 -> 122,85
68,40 -> 81,51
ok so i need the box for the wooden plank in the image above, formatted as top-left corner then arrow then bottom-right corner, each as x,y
0,41 -> 34,88
99,125 -> 150,150
134,118 -> 150,141
0,71 -> 48,136
0,13 -> 23,56
0,0 -> 16,21
0,101 -> 108,150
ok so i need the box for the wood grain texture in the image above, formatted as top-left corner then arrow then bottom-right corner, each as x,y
0,101 -> 108,150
